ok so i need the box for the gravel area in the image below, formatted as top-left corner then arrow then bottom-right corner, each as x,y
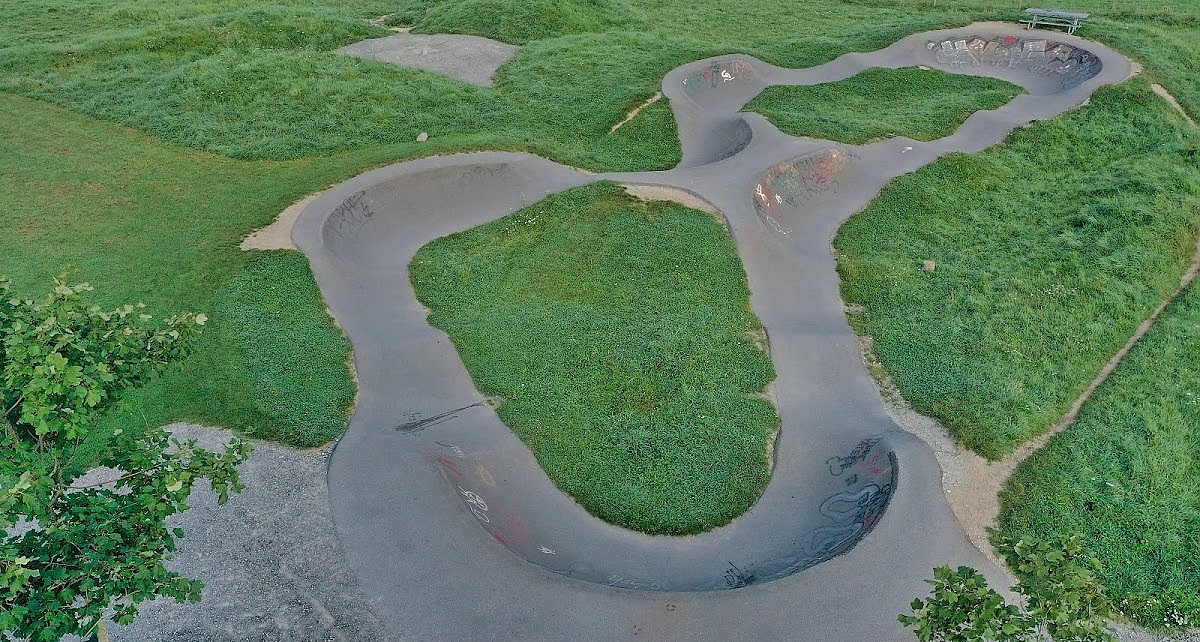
106,424 -> 387,642
337,33 -> 518,87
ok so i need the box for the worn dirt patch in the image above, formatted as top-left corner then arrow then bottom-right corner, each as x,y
1152,83 -> 1197,127
610,92 -> 663,134
620,183 -> 726,230
241,191 -> 326,251
366,14 -> 411,33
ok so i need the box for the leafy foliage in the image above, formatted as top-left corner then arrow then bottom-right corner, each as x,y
0,275 -> 251,640
899,565 -> 1027,642
1,279 -> 197,439
1003,535 -> 1114,641
899,534 -> 1115,642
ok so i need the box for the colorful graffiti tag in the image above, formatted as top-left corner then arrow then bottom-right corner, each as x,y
682,59 -> 754,96
728,436 -> 898,588
927,35 -> 1102,90
751,148 -> 851,235
430,441 -> 541,552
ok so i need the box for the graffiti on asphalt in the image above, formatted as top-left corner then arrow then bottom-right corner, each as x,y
752,148 -> 853,235
927,35 -> 1102,89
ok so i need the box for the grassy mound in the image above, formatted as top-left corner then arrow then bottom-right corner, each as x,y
407,0 -> 636,44
0,7 -> 680,169
998,281 -> 1200,630
0,92 -> 357,449
745,68 -> 1024,144
835,80 -> 1200,459
409,182 -> 779,534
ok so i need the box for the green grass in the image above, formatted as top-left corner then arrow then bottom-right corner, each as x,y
403,0 -> 639,45
0,91 -> 366,448
409,183 -> 778,534
0,0 -> 1199,583
3,1 -> 1194,171
745,68 -> 1024,144
998,280 -> 1200,630
0,5 -> 683,169
835,79 -> 1200,459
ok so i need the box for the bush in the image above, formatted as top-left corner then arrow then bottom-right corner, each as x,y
900,534 -> 1115,641
0,274 -> 251,640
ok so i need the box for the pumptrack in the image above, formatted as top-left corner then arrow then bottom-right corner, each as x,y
293,24 -> 1131,639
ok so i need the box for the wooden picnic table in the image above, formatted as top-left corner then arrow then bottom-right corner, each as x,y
1021,7 -> 1090,35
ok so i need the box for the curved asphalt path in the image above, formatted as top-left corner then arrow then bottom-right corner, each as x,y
293,24 -> 1132,640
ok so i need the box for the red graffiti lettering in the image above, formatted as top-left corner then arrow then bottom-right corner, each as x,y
436,454 -> 465,478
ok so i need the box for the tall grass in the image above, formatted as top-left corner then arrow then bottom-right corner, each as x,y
999,281 -> 1200,629
836,80 -> 1200,458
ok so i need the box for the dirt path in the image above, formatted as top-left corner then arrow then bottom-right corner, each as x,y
609,92 -> 663,134
1153,83 -> 1197,127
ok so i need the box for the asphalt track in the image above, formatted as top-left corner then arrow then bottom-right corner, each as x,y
293,24 -> 1132,640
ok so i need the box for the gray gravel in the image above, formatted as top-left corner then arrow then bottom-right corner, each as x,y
337,34 -> 518,87
107,424 -> 387,642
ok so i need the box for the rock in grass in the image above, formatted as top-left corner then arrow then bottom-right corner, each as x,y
416,132 -> 429,142
922,260 -> 936,272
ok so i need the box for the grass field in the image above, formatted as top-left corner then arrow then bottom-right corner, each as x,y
1,0 -> 1199,600
746,68 -> 1023,144
998,281 -> 1200,629
836,79 -> 1200,459
0,92 -> 363,447
410,183 -> 779,534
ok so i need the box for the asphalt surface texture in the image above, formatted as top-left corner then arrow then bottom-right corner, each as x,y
337,33 -> 518,87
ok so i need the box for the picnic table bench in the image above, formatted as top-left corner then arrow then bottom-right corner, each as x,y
1020,8 -> 1090,35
